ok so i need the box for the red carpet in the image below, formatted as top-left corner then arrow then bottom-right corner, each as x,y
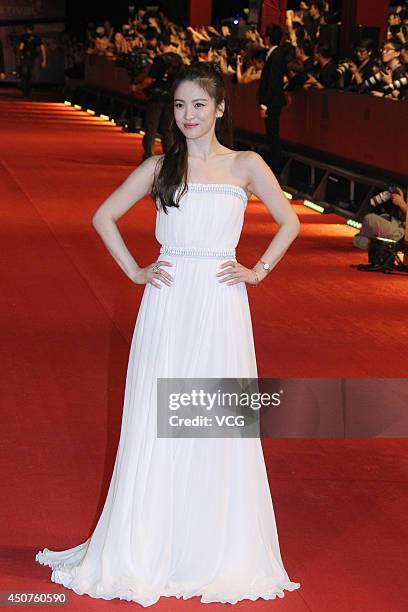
1,92 -> 407,611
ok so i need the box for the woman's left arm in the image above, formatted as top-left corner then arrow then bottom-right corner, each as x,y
248,151 -> 300,280
217,151 -> 300,286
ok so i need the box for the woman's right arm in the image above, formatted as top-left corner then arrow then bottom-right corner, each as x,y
91,155 -> 161,283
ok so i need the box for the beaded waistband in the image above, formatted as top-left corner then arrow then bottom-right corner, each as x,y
160,244 -> 236,259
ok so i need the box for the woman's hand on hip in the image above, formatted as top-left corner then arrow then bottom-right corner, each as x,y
132,260 -> 174,289
216,260 -> 263,286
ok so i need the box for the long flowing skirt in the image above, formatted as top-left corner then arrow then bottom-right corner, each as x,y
35,255 -> 301,606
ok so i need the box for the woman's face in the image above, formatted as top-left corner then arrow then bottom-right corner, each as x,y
173,80 -> 223,139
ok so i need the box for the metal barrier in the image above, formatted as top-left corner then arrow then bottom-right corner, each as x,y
67,56 -> 407,224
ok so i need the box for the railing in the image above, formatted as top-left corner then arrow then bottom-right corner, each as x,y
82,55 -> 407,179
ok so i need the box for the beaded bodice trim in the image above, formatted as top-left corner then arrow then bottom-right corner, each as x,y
184,182 -> 249,206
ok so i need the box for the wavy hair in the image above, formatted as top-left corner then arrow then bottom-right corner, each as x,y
151,62 -> 233,214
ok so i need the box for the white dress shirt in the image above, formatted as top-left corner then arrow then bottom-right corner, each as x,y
260,45 -> 278,110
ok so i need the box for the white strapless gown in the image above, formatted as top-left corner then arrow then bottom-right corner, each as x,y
35,183 -> 301,606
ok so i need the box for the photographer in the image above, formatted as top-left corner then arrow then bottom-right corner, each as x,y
284,59 -> 307,91
94,26 -> 111,56
114,32 -> 132,56
141,49 -> 184,160
346,40 -> 375,91
353,187 -> 407,249
371,38 -> 405,97
304,2 -> 324,44
208,37 -> 232,76
143,26 -> 160,59
295,39 -> 315,74
18,23 -> 47,98
305,42 -> 338,88
388,9 -> 407,44
381,41 -> 408,99
236,47 -> 266,84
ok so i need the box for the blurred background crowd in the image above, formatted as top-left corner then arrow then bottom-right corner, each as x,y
65,1 -> 408,100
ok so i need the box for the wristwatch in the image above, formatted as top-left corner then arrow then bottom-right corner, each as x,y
259,260 -> 271,272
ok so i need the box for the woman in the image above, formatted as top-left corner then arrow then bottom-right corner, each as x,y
35,62 -> 301,605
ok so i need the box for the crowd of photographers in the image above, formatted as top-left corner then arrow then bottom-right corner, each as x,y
72,3 -> 407,260
82,2 -> 408,102
285,1 -> 408,100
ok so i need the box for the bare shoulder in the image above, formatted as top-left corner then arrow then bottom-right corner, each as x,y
92,154 -> 166,224
127,154 -> 164,192
231,152 -> 298,228
233,150 -> 286,202
233,150 -> 269,185
235,150 -> 265,170
142,154 -> 164,178
149,153 -> 165,168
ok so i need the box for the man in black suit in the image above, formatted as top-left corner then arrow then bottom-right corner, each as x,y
258,24 -> 286,175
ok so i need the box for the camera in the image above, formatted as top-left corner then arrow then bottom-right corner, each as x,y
389,24 -> 402,35
370,185 -> 399,207
336,61 -> 351,76
116,50 -> 150,81
363,70 -> 384,89
383,76 -> 408,92
143,52 -> 184,101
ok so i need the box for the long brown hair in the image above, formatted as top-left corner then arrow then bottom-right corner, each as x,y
151,62 -> 233,214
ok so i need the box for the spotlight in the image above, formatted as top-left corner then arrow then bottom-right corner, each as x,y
73,104 -> 81,110
303,200 -> 325,213
346,219 -> 362,229
86,109 -> 95,115
283,191 -> 293,200
100,114 -> 109,121
64,100 -> 71,106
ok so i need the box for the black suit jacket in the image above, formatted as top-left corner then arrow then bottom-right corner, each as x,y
258,46 -> 286,110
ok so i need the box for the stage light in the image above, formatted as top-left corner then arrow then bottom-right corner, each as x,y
64,100 -> 71,106
139,130 -> 145,135
283,191 -> 293,200
74,104 -> 81,110
346,219 -> 362,229
100,114 -> 109,121
86,109 -> 96,115
110,119 -> 116,124
303,200 -> 325,213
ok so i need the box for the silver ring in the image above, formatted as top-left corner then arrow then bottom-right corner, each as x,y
152,264 -> 160,274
